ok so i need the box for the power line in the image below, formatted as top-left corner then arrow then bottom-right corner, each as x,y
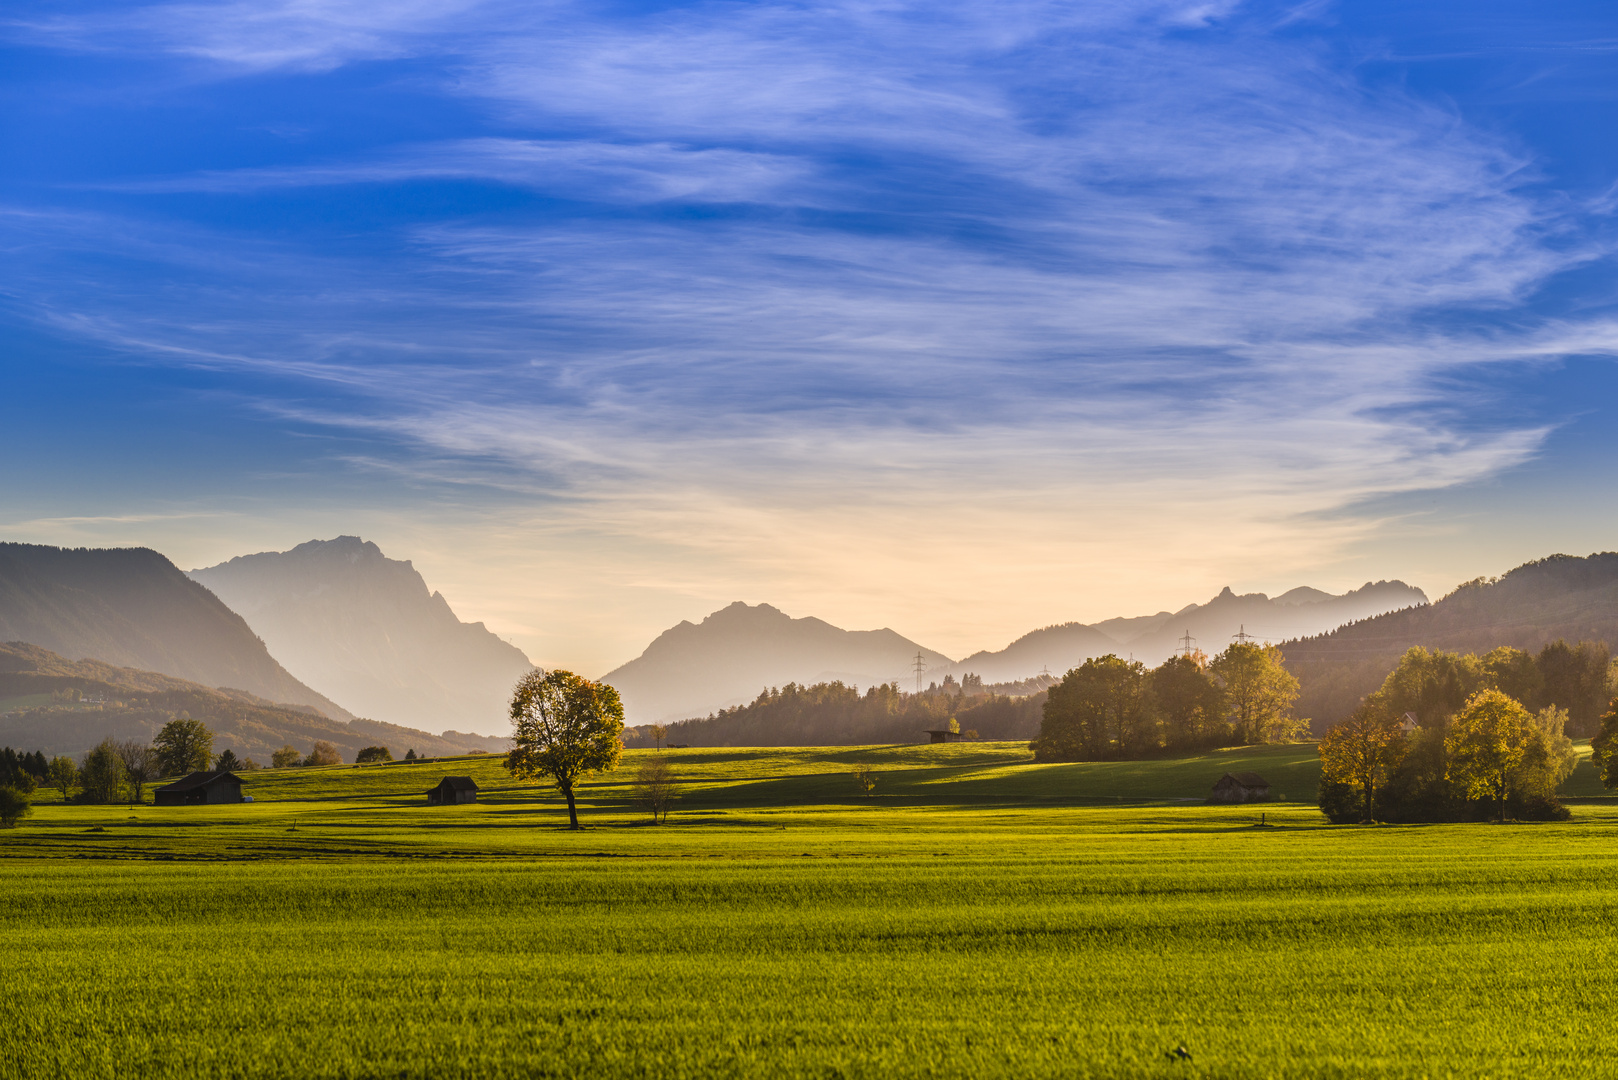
912,651 -> 927,695
1232,624 -> 1256,644
1177,629 -> 1197,657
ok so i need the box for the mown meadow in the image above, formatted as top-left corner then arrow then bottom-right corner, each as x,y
4,742 -> 1617,1078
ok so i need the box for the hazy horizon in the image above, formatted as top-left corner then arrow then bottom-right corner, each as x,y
7,1 -> 1618,676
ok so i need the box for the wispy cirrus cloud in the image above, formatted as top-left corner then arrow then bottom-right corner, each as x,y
4,0 -> 1615,665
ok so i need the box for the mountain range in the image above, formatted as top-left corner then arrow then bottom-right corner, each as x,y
190,537 -> 534,736
604,581 -> 1428,723
602,602 -> 954,725
0,543 -> 352,720
0,642 -> 507,760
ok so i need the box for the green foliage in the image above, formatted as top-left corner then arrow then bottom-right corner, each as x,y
154,718 -> 214,777
632,753 -> 679,823
507,670 -> 625,828
0,784 -> 31,827
664,681 -> 1044,746
850,763 -> 877,797
1146,654 -> 1227,750
355,745 -> 393,764
1034,655 -> 1149,761
303,741 -> 341,767
404,748 -> 417,761
271,744 -> 301,768
215,748 -> 244,772
46,755 -> 77,800
77,739 -> 125,803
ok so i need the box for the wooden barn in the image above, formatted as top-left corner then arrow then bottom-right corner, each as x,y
426,776 -> 479,805
1210,772 -> 1271,804
924,729 -> 962,744
154,770 -> 245,806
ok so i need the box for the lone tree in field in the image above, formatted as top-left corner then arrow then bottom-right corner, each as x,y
632,753 -> 679,824
648,723 -> 668,750
215,748 -> 244,772
271,744 -> 301,768
1446,689 -> 1533,822
154,718 -> 214,777
303,741 -> 341,767
1318,707 -> 1409,822
851,764 -> 877,797
355,746 -> 393,764
505,669 -> 624,829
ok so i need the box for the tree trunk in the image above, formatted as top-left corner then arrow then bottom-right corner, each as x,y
564,783 -> 580,828
1364,780 -> 1375,824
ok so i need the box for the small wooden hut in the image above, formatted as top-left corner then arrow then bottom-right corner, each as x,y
924,729 -> 962,744
426,776 -> 479,805
1210,772 -> 1271,804
154,770 -> 245,806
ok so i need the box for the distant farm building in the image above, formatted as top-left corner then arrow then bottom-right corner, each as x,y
426,776 -> 479,805
1210,772 -> 1271,803
1400,712 -> 1420,733
154,770 -> 245,806
924,729 -> 962,744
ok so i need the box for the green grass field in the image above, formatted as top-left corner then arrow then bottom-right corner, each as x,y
5,742 -> 1617,1078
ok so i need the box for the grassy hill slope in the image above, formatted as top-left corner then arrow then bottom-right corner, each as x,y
0,642 -> 506,761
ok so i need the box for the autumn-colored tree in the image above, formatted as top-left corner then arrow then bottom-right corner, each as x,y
1318,708 -> 1409,822
633,753 -> 679,823
303,741 -> 341,767
1445,689 -> 1534,822
271,744 -> 302,768
1209,643 -> 1302,744
153,718 -> 214,777
1587,696 -> 1618,790
506,669 -> 625,829
648,724 -> 668,750
1370,647 -> 1484,729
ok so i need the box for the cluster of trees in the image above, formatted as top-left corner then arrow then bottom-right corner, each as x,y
19,718 -> 270,806
661,681 -> 1045,747
1317,646 -> 1583,823
270,740 -> 342,768
1032,643 -> 1304,762
0,746 -> 49,827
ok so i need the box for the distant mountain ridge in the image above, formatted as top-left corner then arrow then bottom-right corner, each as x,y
0,642 -> 506,760
190,537 -> 534,737
601,601 -> 952,724
605,582 -> 1427,724
0,542 -> 352,720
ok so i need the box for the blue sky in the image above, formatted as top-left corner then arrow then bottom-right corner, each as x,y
4,0 -> 1618,672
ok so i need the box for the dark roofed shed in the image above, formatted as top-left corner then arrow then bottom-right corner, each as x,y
1210,771 -> 1271,804
427,776 -> 479,805
154,770 -> 244,806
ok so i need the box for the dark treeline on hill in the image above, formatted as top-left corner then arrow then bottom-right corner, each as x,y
1032,643 -> 1303,762
0,643 -> 506,761
661,680 -> 1045,746
1316,644 -> 1603,823
1285,553 -> 1618,730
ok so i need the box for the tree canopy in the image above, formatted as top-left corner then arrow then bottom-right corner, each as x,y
154,718 -> 214,777
505,670 -> 625,828
1445,689 -> 1534,822
1317,707 -> 1408,823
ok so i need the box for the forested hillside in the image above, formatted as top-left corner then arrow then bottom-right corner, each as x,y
659,681 -> 1044,747
0,543 -> 352,720
0,643 -> 506,760
1284,554 -> 1618,728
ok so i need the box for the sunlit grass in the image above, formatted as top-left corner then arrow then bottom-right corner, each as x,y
4,742 -> 1616,1077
